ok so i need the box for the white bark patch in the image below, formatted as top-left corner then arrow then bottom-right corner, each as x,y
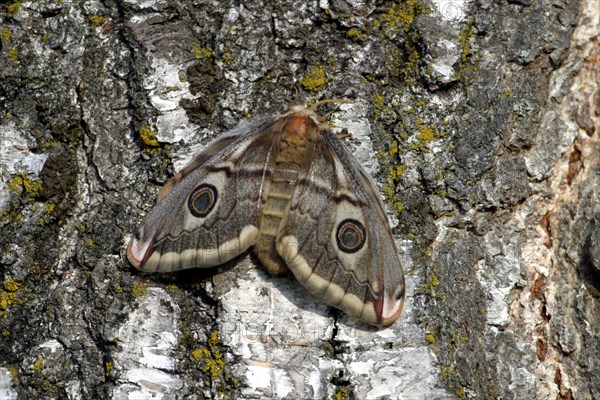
0,367 -> 17,400
348,348 -> 453,400
111,287 -> 182,399
218,260 -> 454,398
476,255 -> 521,327
331,102 -> 377,177
145,57 -> 195,146
39,339 -> 63,353
431,0 -> 472,22
0,123 -> 48,211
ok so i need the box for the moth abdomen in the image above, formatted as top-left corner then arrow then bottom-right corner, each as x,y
255,162 -> 300,275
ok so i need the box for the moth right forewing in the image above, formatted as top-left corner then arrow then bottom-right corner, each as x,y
323,132 -> 405,325
278,129 -> 405,327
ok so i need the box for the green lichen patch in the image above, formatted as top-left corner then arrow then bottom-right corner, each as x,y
31,357 -> 44,372
104,360 -> 113,378
300,65 -> 328,93
222,51 -> 233,66
426,332 -> 436,344
457,21 -> 480,81
334,386 -> 351,400
7,48 -> 19,62
346,28 -> 365,41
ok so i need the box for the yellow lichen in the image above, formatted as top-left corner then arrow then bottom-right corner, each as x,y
416,125 -> 435,142
105,361 -> 113,377
6,1 -> 22,18
192,330 -> 238,389
423,269 -> 439,294
192,42 -> 213,60
458,23 -> 473,63
139,125 -> 159,147
346,28 -> 365,40
373,94 -> 385,116
388,165 -> 405,180
1,27 -> 10,43
430,271 -> 439,287
8,173 -> 44,198
7,48 -> 18,62
300,65 -> 327,92
43,202 -> 55,213
131,282 -> 147,297
400,49 -> 420,84
4,280 -> 21,292
426,332 -> 436,344
31,357 -> 44,372
334,387 -> 350,400
388,140 -> 399,156
88,15 -> 106,27
191,348 -> 204,360
441,366 -> 451,378
381,0 -> 430,33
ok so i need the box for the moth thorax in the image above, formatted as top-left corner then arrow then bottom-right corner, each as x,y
274,114 -> 319,165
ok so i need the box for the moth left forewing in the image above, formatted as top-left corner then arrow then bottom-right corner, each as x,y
157,116 -> 275,202
279,128 -> 405,327
128,117 -> 278,273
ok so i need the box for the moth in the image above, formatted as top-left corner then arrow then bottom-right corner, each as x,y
127,105 -> 405,327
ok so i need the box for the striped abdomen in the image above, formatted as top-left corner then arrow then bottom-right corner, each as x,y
255,161 -> 299,274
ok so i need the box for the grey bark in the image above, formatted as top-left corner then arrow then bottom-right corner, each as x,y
0,0 -> 598,399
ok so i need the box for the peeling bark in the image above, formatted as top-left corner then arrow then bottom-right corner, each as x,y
0,0 -> 598,399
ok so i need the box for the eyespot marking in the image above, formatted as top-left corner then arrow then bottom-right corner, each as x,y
336,219 -> 366,253
188,184 -> 218,218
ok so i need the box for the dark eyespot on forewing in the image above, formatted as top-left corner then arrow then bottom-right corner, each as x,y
336,219 -> 366,253
188,183 -> 218,218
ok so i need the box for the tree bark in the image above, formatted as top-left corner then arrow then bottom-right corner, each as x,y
0,0 -> 598,399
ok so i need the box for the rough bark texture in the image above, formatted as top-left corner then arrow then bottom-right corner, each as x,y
0,0 -> 598,399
